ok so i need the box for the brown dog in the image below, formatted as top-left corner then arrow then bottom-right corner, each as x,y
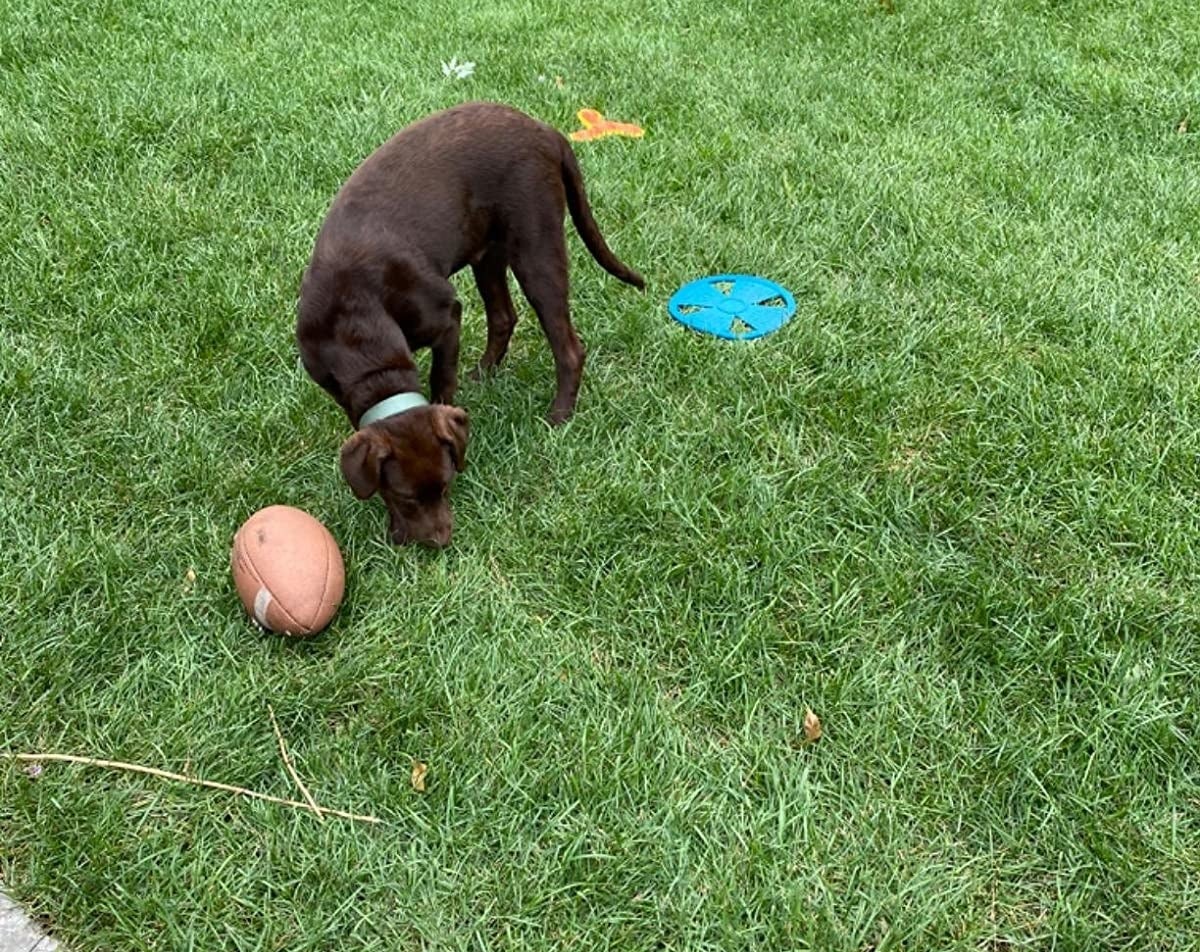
297,102 -> 643,547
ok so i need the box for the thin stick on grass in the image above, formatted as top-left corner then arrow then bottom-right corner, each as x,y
267,704 -> 324,822
6,753 -> 383,825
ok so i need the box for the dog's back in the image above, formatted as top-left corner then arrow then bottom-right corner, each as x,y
310,103 -> 566,277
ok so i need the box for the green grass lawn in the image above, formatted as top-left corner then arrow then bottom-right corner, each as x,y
2,0 -> 1199,948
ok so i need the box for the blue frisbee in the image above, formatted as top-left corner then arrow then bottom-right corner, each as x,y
668,273 -> 796,340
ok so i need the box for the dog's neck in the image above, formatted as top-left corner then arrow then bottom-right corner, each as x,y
347,363 -> 424,427
359,391 -> 428,428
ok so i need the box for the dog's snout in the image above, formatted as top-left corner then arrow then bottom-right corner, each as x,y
390,520 -> 452,548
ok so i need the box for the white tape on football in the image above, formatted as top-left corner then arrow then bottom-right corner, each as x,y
253,587 -> 273,628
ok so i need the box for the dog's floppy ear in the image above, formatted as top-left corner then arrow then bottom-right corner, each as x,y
432,405 -> 469,472
340,429 -> 389,499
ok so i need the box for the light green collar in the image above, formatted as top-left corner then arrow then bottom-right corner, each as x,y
358,392 -> 428,428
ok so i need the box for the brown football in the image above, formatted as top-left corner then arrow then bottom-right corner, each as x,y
230,505 -> 345,637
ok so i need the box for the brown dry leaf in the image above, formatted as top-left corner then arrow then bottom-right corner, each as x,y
411,761 -> 428,793
803,708 -> 823,743
1178,116 -> 1190,134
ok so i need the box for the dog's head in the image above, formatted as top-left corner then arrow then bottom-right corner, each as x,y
339,405 -> 469,548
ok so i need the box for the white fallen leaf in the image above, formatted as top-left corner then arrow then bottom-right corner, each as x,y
441,57 -> 475,80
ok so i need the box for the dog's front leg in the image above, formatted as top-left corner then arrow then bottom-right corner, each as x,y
430,301 -> 462,404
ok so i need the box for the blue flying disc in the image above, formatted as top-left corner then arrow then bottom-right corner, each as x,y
668,273 -> 796,340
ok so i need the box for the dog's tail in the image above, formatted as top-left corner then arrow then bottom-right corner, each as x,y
560,143 -> 645,290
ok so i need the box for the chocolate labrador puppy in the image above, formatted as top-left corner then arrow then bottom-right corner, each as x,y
297,102 -> 643,547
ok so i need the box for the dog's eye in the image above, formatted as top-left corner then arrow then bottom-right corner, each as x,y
417,484 -> 446,504
385,484 -> 418,507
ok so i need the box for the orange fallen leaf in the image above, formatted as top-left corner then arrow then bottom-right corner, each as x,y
411,761 -> 428,792
803,709 -> 823,743
569,108 -> 644,142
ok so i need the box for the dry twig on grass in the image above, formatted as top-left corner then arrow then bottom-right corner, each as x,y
268,704 -> 324,822
6,752 -> 383,825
